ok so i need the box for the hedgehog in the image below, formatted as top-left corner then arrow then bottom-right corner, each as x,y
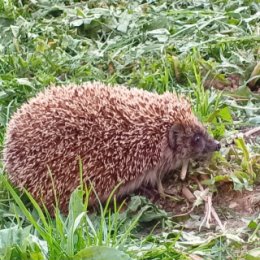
3,82 -> 220,213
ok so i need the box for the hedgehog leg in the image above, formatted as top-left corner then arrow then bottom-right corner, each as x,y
157,177 -> 166,199
157,176 -> 179,200
157,177 -> 175,199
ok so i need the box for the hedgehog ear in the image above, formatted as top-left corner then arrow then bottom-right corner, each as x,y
168,124 -> 183,150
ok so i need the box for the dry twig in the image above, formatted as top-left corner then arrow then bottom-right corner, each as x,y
194,178 -> 225,231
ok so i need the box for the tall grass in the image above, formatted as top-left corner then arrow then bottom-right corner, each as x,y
0,162 -> 141,259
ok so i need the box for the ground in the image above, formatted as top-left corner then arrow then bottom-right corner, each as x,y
0,1 -> 259,260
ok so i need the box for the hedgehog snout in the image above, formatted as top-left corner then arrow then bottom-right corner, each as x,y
215,141 -> 221,151
206,139 -> 221,152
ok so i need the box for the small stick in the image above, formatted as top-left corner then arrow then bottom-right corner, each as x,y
182,186 -> 196,202
211,205 -> 225,231
199,191 -> 211,230
243,126 -> 260,138
173,178 -> 225,231
172,204 -> 196,218
194,177 -> 204,191
195,177 -> 224,231
223,126 -> 260,147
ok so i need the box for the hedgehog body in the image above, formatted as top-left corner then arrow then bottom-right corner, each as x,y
3,82 -> 219,212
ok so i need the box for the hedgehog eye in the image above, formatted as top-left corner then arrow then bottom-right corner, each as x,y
194,135 -> 200,143
192,134 -> 202,146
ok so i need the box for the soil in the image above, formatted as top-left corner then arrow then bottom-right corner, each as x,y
204,72 -> 260,92
204,74 -> 241,90
138,175 -> 260,229
214,182 -> 260,214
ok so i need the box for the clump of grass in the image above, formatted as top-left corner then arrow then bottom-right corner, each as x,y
0,171 -> 141,260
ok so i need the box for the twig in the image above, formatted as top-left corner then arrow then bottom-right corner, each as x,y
243,126 -> 260,138
173,178 -> 225,231
195,177 -> 204,191
199,190 -> 211,230
172,186 -> 196,217
223,126 -> 260,147
195,177 -> 225,231
182,186 -> 196,202
172,204 -> 196,218
211,205 -> 225,231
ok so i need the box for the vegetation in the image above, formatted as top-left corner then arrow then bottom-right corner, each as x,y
0,0 -> 259,259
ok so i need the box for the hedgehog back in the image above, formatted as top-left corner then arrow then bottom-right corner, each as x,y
4,82 -> 193,212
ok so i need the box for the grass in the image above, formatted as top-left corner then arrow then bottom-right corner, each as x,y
1,175 -> 140,259
0,0 -> 259,259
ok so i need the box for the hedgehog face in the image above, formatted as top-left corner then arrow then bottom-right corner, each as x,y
168,124 -> 220,160
190,132 -> 221,159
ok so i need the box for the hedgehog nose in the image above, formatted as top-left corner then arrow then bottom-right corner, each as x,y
215,141 -> 221,151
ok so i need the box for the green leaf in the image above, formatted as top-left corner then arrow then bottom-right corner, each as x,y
147,28 -> 170,43
16,78 -> 33,88
117,11 -> 132,33
66,188 -> 87,256
230,173 -> 253,191
68,188 -> 86,218
10,25 -> 20,38
70,19 -> 85,27
235,138 -> 250,162
245,248 -> 260,260
249,116 -> 260,125
248,220 -> 258,230
0,226 -> 48,260
126,196 -> 167,222
0,226 -> 31,251
218,106 -> 233,122
73,246 -> 132,260
0,91 -> 9,99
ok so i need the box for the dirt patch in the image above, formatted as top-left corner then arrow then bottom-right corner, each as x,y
204,74 -> 241,90
214,183 -> 260,215
138,177 -> 260,218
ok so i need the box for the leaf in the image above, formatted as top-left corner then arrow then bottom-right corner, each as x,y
126,196 -> 167,222
235,138 -> 250,162
68,188 -> 86,218
248,116 -> 260,125
213,175 -> 230,183
245,248 -> 260,260
147,28 -> 170,35
16,78 -> 33,87
27,234 -> 48,259
0,91 -> 8,99
207,106 -> 232,123
117,11 -> 132,33
66,188 -> 87,255
147,28 -> 170,42
248,61 -> 260,90
70,19 -> 85,27
70,8 -> 110,28
229,84 -> 252,98
0,230 -> 48,260
218,106 -> 233,122
67,212 -> 86,256
230,173 -> 253,191
10,25 -> 20,38
0,226 -> 31,250
73,246 -> 132,260
248,220 -> 258,230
